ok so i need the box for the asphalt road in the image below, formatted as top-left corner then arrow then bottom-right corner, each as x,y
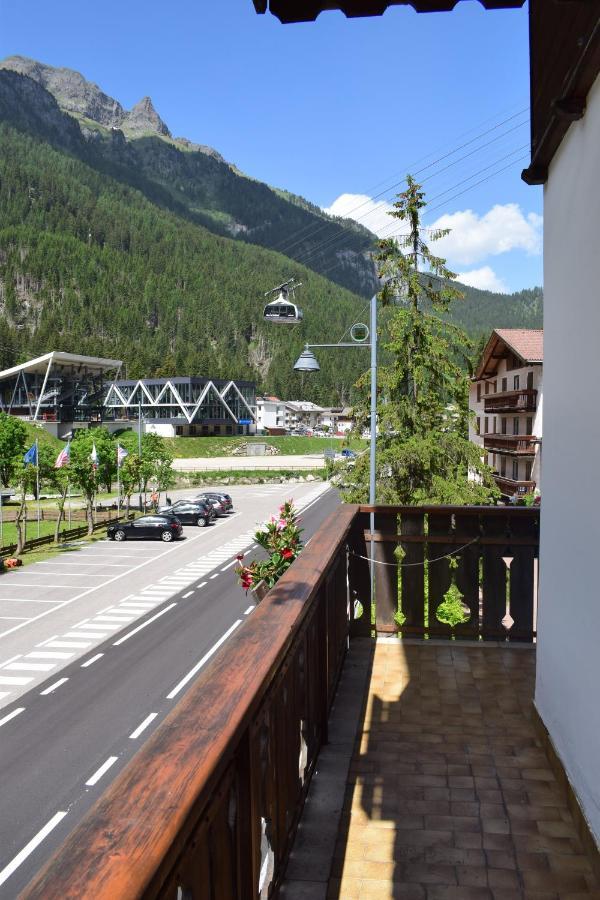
0,486 -> 340,898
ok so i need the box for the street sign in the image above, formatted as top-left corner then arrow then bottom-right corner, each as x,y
239,419 -> 253,425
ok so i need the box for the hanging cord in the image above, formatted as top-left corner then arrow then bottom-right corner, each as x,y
348,535 -> 480,567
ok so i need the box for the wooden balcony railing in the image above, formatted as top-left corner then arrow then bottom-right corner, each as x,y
352,506 -> 539,642
483,389 -> 537,413
21,504 -> 539,900
483,434 -> 538,455
494,475 -> 537,497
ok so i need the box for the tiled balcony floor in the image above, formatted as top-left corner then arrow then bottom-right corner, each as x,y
285,641 -> 599,899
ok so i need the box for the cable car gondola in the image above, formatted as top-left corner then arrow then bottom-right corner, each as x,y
263,279 -> 303,324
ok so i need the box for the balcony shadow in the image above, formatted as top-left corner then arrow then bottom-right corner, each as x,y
326,641 -> 599,899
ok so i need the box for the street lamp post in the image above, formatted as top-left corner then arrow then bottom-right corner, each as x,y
293,292 -> 378,609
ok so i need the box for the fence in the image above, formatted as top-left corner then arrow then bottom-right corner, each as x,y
0,509 -> 134,557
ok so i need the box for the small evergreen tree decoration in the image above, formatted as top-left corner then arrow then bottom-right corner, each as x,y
342,176 -> 499,506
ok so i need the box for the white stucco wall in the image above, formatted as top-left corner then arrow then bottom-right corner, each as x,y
535,73 -> 600,842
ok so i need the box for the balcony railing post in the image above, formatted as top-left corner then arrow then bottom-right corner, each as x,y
427,511 -> 454,638
373,510 -> 399,634
399,511 -> 425,638
482,512 -> 510,640
348,511 -> 372,637
453,511 -> 481,640
506,510 -> 539,642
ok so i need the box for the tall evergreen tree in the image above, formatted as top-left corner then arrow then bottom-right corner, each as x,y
342,176 -> 499,505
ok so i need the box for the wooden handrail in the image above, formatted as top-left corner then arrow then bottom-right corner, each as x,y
21,504 -> 358,900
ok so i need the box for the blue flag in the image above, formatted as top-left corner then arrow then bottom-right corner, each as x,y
23,444 -> 38,466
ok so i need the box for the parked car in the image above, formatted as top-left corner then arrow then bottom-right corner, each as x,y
158,499 -> 214,526
194,493 -> 229,516
197,491 -> 233,512
107,515 -> 183,542
341,449 -> 357,459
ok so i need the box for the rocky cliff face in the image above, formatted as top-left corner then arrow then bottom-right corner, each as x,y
122,96 -> 171,137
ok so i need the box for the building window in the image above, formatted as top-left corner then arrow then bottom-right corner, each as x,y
485,381 -> 490,395
513,417 -> 519,436
501,418 -> 507,435
514,374 -> 520,390
477,383 -> 481,402
476,417 -> 481,435
525,461 -> 533,481
484,417 -> 489,434
526,417 -> 533,434
493,381 -> 497,393
500,457 -> 507,476
493,417 -> 497,434
527,371 -> 534,390
502,377 -> 507,392
512,460 -> 519,481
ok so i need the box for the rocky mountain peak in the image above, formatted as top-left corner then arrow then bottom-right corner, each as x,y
123,96 -> 171,137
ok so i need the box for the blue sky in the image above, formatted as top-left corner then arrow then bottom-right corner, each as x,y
0,0 -> 542,292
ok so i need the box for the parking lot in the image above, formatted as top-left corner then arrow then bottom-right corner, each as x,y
0,482 -> 329,706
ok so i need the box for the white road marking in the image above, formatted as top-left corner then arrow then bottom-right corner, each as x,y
113,603 -> 177,646
183,591 -> 194,598
81,653 -> 104,668
166,619 -> 242,700
209,574 -> 219,580
244,606 -> 254,615
93,615 -> 135,623
0,524 -> 216,639
63,631 -> 106,639
197,581 -> 207,588
0,616 -> 28,620
35,634 -> 60,647
0,707 -> 25,728
129,712 -> 158,739
221,560 -> 237,571
0,675 -> 33,685
0,810 -> 68,887
85,756 -> 118,787
6,662 -> 56,672
28,572 -> 106,578
35,560 -> 130,567
0,654 -> 22,669
27,651 -> 74,660
44,640 -> 91,649
40,677 -> 69,695
72,623 -> 112,631
0,598 -> 59,604
70,619 -> 89,629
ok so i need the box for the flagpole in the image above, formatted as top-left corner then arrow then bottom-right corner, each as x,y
36,438 -> 40,538
0,491 -> 3,549
117,451 -> 121,519
68,480 -> 71,528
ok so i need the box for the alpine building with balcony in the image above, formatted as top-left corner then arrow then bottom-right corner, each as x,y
470,328 -> 543,499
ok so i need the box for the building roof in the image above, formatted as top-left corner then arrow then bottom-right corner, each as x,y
252,0 -> 523,24
522,3 -> 600,185
0,351 -> 122,380
475,329 -> 543,379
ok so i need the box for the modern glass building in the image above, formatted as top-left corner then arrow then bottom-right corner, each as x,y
103,376 -> 257,436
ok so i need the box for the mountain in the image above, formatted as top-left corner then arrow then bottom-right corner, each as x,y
0,58 -> 543,406
0,57 -> 379,297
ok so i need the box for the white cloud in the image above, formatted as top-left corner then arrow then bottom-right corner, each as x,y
427,205 -> 543,266
323,195 -> 543,269
323,193 -> 403,239
456,266 -> 508,293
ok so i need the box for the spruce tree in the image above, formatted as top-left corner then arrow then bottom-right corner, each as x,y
343,176 -> 499,506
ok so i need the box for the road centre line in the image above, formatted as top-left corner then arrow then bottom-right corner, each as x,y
166,619 -> 242,700
0,810 -> 68,888
197,582 -> 207,588
209,574 -> 219,580
86,756 -> 118,787
129,712 -> 158,740
113,603 -> 177,647
0,707 -> 25,728
244,606 -> 254,615
81,654 -> 104,668
183,591 -> 194,599
0,523 -> 214,640
221,560 -> 237,571
40,678 -> 69,695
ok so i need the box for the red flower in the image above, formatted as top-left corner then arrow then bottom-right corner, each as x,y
282,548 -> 294,560
236,554 -> 244,560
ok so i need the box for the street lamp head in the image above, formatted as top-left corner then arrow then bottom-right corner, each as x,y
293,346 -> 320,373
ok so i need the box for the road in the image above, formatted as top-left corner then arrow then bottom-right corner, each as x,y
0,481 -> 328,708
0,484 -> 339,898
172,454 -> 326,470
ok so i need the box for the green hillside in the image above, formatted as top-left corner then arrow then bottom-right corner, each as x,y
0,123 -> 368,405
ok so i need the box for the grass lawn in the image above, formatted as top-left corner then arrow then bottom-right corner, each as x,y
163,434 -> 367,458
